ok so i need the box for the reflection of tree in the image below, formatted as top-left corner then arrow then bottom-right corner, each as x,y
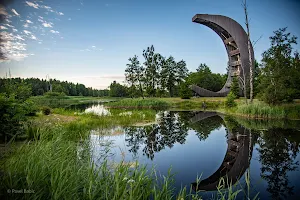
180,112 -> 224,141
125,111 -> 189,159
191,116 -> 223,141
258,129 -> 299,200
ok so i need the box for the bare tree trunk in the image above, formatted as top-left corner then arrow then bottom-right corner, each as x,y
243,0 -> 253,103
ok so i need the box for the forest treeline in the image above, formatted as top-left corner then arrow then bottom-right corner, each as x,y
0,78 -> 109,97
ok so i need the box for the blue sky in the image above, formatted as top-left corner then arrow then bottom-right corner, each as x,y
1,0 -> 299,89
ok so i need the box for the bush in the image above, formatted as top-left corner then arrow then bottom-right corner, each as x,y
44,91 -> 67,98
225,92 -> 237,108
179,82 -> 192,99
42,106 -> 51,115
0,94 -> 27,139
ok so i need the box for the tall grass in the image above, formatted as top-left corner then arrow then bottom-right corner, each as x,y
235,101 -> 300,119
106,98 -> 170,108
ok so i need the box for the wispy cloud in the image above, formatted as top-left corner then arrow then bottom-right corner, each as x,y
25,1 -> 40,9
50,30 -> 59,34
0,25 -> 8,30
42,22 -> 53,28
11,9 -> 20,16
26,19 -> 33,24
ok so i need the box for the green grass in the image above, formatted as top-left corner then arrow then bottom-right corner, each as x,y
106,98 -> 170,108
30,95 -> 118,108
234,101 -> 300,119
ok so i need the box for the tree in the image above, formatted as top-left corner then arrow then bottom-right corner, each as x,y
109,81 -> 128,97
179,81 -> 192,99
125,55 -> 145,98
143,45 -> 160,97
230,75 -> 239,97
160,56 -> 189,97
258,27 -> 298,104
243,0 -> 254,103
186,63 -> 226,92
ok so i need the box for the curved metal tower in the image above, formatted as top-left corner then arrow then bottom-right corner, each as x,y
191,14 -> 254,97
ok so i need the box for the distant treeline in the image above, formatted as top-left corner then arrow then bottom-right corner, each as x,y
0,78 -> 109,97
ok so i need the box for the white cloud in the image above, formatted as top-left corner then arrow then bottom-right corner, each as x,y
23,23 -> 29,28
31,35 -> 37,40
26,20 -> 33,24
5,24 -> 14,28
11,9 -> 20,16
38,16 -> 43,19
0,6 -> 8,16
15,35 -> 24,40
92,46 -> 96,48
12,28 -> 18,32
42,22 -> 53,28
68,18 -> 71,20
23,30 -> 32,35
50,30 -> 59,34
0,26 -> 8,30
25,1 -> 40,9
58,12 -> 64,15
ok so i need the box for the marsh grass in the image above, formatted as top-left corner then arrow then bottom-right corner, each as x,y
235,102 -> 300,119
106,98 -> 170,108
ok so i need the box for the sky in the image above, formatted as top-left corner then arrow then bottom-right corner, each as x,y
0,0 -> 299,89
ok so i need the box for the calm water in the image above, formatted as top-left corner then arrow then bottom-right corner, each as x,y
85,104 -> 300,200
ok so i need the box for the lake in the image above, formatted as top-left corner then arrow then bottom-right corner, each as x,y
84,103 -> 300,199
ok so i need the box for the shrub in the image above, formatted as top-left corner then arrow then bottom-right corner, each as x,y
225,92 -> 237,108
42,106 -> 51,115
179,82 -> 192,99
44,91 -> 67,98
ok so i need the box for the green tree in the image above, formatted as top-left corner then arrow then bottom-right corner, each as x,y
258,27 -> 298,104
230,75 -> 239,97
186,63 -> 226,92
109,81 -> 128,97
125,55 -> 145,98
179,81 -> 192,99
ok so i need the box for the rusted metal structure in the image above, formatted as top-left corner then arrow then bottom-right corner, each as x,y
191,14 -> 254,97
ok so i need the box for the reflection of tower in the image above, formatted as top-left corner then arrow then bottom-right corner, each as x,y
190,112 -> 254,191
46,74 -> 52,92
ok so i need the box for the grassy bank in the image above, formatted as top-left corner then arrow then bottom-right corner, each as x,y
30,95 -> 118,108
105,98 -> 169,108
105,97 -> 300,120
227,101 -> 300,120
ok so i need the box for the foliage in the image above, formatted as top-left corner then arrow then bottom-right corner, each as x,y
125,55 -> 145,98
123,45 -> 189,98
0,77 -> 109,97
258,27 -> 300,104
230,75 -> 240,97
235,101 -> 300,119
42,106 -> 51,115
186,63 -> 227,92
109,81 -> 128,97
44,91 -> 67,98
0,94 -> 26,139
225,92 -> 237,108
179,81 -> 192,99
